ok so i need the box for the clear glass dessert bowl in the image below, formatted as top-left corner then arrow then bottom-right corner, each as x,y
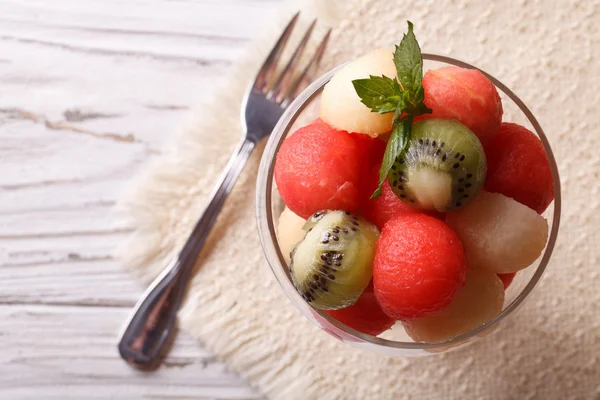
255,54 -> 561,356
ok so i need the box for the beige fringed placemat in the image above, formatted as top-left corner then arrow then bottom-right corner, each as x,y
119,1 -> 600,398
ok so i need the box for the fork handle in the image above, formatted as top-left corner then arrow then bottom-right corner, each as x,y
118,138 -> 256,368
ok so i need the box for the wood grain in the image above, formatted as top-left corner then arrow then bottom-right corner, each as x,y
0,305 -> 258,399
0,0 -> 283,397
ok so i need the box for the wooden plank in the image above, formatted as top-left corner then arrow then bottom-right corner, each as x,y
0,0 -> 286,397
0,0 -> 282,74
0,0 -> 280,151
0,260 -> 139,307
0,304 -> 260,399
0,36 -> 212,149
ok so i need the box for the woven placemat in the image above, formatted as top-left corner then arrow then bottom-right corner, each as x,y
119,1 -> 600,398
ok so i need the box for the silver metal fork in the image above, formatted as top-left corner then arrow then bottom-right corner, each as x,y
117,12 -> 331,369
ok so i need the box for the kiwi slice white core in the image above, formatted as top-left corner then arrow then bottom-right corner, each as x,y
407,168 -> 453,212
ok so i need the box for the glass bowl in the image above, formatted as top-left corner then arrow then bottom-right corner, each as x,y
256,54 -> 561,356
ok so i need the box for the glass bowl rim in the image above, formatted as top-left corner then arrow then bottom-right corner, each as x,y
255,53 -> 562,353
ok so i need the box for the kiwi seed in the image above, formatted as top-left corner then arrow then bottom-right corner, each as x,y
387,119 -> 487,212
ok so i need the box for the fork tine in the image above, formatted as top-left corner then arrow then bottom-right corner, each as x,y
281,28 -> 331,108
266,19 -> 317,101
252,12 -> 300,93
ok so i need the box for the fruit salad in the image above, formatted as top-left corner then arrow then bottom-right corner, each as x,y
273,22 -> 553,342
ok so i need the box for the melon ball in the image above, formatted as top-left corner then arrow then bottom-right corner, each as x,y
320,48 -> 396,136
403,268 -> 504,342
325,283 -> 395,336
484,122 -> 554,214
274,120 -> 362,218
446,191 -> 548,274
277,207 -> 306,264
373,213 -> 467,320
421,66 -> 503,142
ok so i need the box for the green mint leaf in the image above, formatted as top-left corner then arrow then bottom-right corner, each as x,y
414,85 -> 426,106
376,103 -> 398,113
351,75 -> 400,114
370,115 -> 413,199
394,21 -> 424,97
393,79 -> 401,94
398,90 -> 412,114
393,100 -> 404,123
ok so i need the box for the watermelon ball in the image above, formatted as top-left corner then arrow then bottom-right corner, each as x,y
352,133 -> 387,196
360,164 -> 423,229
498,272 -> 516,290
326,282 -> 395,336
484,122 -> 554,214
373,213 -> 467,320
352,133 -> 387,170
421,66 -> 503,142
274,120 -> 362,219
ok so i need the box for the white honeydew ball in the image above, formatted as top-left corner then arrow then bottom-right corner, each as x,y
446,191 -> 549,274
320,48 -> 396,136
403,268 -> 505,342
276,207 -> 307,264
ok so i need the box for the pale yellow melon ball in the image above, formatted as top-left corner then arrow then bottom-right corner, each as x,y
403,268 -> 505,343
276,207 -> 307,264
320,48 -> 396,136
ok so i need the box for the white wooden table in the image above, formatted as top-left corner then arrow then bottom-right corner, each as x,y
0,1 -> 284,398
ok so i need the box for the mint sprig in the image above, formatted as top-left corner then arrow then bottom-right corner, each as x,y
352,75 -> 401,114
394,21 -> 424,100
352,21 -> 432,198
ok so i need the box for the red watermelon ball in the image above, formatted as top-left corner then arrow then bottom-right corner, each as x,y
274,120 -> 362,218
360,164 -> 422,229
326,282 -> 395,336
373,213 -> 467,320
352,133 -> 387,196
498,272 -> 516,290
352,133 -> 387,168
483,122 -> 554,214
421,66 -> 503,142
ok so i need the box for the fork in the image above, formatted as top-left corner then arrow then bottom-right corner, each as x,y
117,12 -> 331,369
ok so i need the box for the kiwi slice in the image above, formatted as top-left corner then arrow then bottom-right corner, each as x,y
289,210 -> 379,310
388,119 -> 486,212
